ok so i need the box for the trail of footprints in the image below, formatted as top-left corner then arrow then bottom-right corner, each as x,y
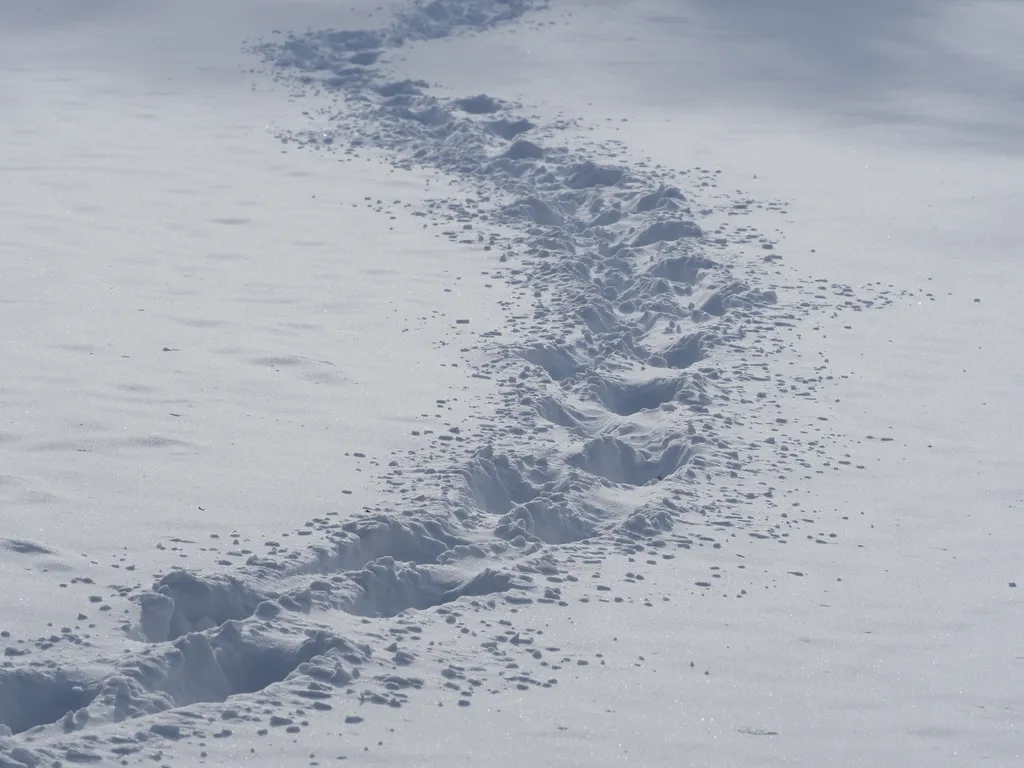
0,0 -> 915,763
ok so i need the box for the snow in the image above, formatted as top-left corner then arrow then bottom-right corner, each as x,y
2,0 -> 1022,765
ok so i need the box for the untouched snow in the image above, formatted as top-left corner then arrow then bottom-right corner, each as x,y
1,0 -> 1022,766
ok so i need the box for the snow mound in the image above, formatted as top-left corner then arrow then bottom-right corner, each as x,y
487,116 -> 535,139
567,435 -> 693,486
346,559 -> 517,616
504,139 -> 545,160
0,539 -> 54,556
565,161 -> 626,189
631,218 -> 704,247
455,93 -> 503,114
587,371 -> 710,415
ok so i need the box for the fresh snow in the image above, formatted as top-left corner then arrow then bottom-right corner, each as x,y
1,0 -> 1022,766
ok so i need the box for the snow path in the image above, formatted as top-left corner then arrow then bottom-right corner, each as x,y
2,0 -> 1019,765
0,0 -> 898,753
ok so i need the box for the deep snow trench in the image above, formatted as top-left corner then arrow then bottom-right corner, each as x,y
0,0 -> 914,763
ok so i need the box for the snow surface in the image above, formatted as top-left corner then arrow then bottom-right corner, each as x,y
1,0 -> 1022,766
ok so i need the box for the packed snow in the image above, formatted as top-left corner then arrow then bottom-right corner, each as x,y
1,0 -> 1022,766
